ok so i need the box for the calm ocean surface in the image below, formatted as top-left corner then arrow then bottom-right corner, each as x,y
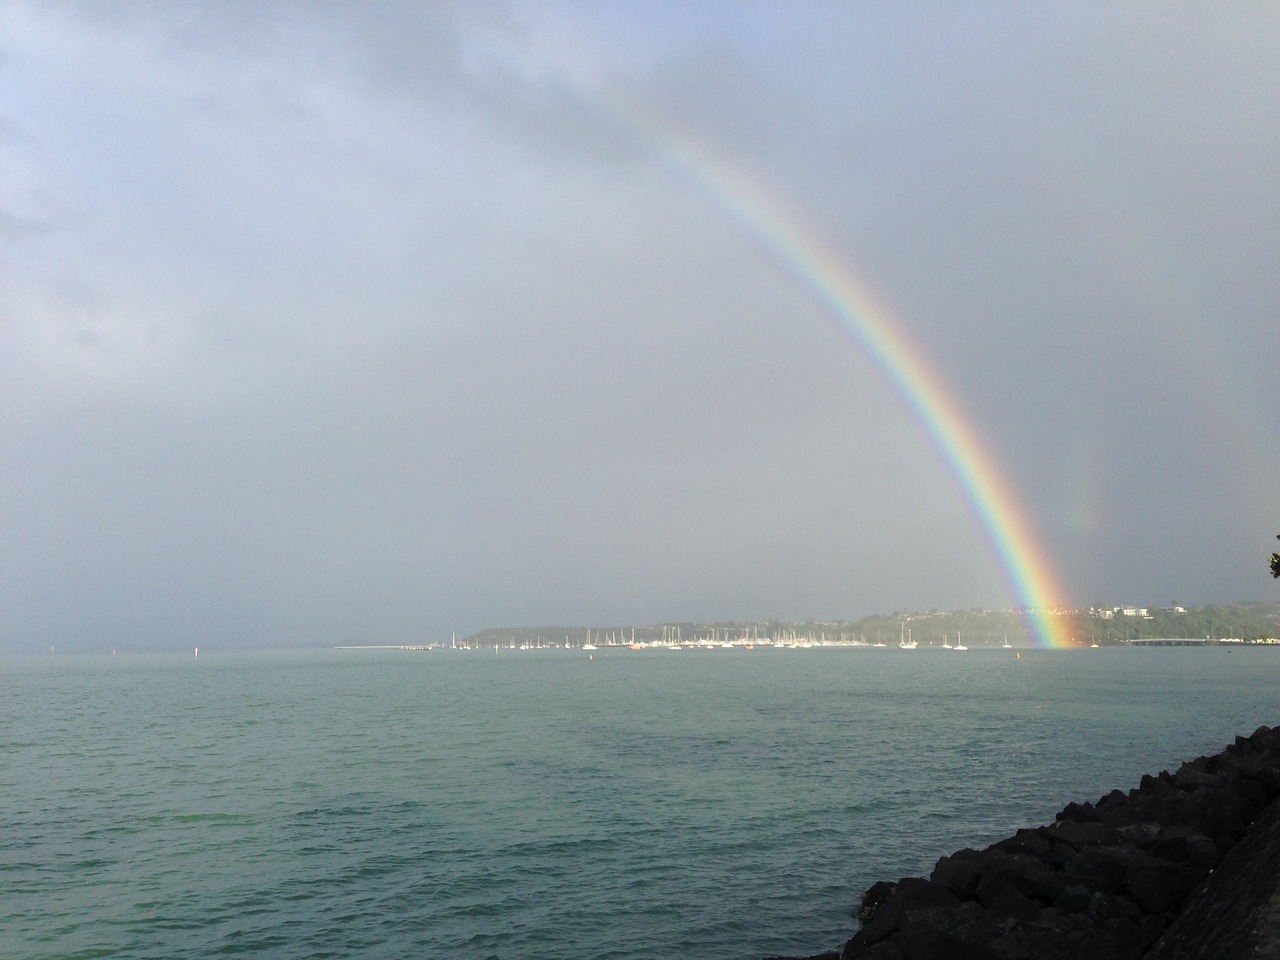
4,646 -> 1277,959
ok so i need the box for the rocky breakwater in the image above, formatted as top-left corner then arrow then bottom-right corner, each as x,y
809,724 -> 1280,960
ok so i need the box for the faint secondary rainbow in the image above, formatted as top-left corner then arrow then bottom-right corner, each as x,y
518,49 -> 1075,645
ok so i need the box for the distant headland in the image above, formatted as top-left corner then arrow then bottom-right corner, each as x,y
352,603 -> 1280,651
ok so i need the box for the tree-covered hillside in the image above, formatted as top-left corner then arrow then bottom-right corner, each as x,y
460,603 -> 1279,648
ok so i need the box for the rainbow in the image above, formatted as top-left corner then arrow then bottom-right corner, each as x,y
522,52 -> 1075,646
647,135 -> 1074,647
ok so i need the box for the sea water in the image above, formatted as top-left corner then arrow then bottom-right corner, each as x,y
3,646 -> 1276,960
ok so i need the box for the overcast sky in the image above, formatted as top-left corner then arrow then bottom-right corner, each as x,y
3,2 -> 1277,652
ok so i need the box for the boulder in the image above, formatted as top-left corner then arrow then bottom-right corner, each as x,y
825,728 -> 1280,960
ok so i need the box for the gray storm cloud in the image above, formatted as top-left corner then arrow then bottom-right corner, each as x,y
2,2 -> 1277,651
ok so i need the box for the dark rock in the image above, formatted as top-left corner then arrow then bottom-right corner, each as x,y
1097,787 -> 1129,809
1124,855 -> 1200,914
1145,828 -> 1220,873
1052,883 -> 1092,914
1173,766 -> 1220,790
1181,784 -> 1251,841
1047,819 -> 1117,851
889,901 -> 1002,958
1062,845 -> 1138,894
1259,765 -> 1280,795
930,853 -> 983,900
986,910 -> 1098,960
987,885 -> 1041,921
973,854 -> 1062,906
1146,792 -> 1280,960
1040,837 -> 1077,868
1231,774 -> 1268,808
989,827 -> 1052,858
1138,772 -> 1176,798
1085,890 -> 1141,924
1114,821 -> 1161,847
1137,913 -> 1171,949
849,878 -> 960,948
842,942 -> 902,960
856,880 -> 898,923
826,729 -> 1280,960
1095,917 -> 1144,959
1056,800 -> 1101,823
897,931 -> 995,960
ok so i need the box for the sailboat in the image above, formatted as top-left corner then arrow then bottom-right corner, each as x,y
898,623 -> 917,650
951,631 -> 968,651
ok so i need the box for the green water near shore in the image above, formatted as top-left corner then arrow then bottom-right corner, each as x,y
3,646 -> 1276,959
